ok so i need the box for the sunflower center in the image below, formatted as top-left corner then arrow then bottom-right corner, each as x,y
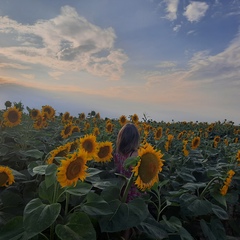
64,126 -> 72,135
156,130 -> 162,138
8,110 -> 19,123
0,172 -> 8,186
138,153 -> 158,183
32,110 -> 38,117
98,146 -> 110,158
83,140 -> 93,153
66,159 -> 82,180
56,149 -> 68,157
44,108 -> 51,114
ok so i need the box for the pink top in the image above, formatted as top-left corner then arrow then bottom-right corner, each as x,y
114,152 -> 142,202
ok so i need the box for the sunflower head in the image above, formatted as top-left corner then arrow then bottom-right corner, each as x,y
236,150 -> 240,161
214,136 -> 220,143
3,107 -> 22,127
30,109 -> 41,120
62,112 -> 71,123
106,122 -> 114,133
154,127 -> 163,140
0,166 -> 15,187
41,105 -> 55,119
61,123 -> 73,139
46,143 -> 71,165
33,115 -> 45,130
79,113 -> 85,120
177,132 -> 183,140
72,126 -> 80,133
79,134 -> 97,160
94,141 -> 113,162
57,151 -> 88,187
132,143 -> 164,191
119,115 -> 127,126
93,127 -> 100,137
131,114 -> 139,124
191,136 -> 201,150
95,113 -> 101,119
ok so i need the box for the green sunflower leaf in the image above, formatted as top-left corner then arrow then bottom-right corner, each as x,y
56,212 -> 96,240
123,156 -> 140,169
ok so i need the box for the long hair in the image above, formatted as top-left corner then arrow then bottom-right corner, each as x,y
116,123 -> 140,155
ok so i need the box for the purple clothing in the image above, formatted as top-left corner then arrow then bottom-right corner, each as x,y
114,152 -> 142,202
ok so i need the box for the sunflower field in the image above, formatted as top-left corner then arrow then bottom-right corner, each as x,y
0,101 -> 239,240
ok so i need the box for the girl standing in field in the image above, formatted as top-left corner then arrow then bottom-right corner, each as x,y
114,123 -> 142,202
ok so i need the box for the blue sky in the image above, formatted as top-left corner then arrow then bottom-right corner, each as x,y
0,0 -> 240,123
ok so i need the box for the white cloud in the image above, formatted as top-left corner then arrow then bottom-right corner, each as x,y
0,6 -> 128,80
21,74 -> 35,80
173,24 -> 181,32
156,61 -> 176,68
0,62 -> 30,70
183,2 -> 209,22
48,71 -> 64,80
163,0 -> 179,21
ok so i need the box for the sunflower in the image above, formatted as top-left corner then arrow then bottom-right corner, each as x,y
84,122 -> 90,131
0,166 -> 15,187
93,127 -> 100,137
69,139 -> 80,152
79,134 -> 97,160
72,125 -> 80,133
30,108 -> 41,120
41,105 -> 55,119
164,141 -> 170,152
132,143 -> 164,191
167,134 -> 174,143
62,112 -> 71,123
95,112 -> 101,119
153,127 -> 162,140
94,141 -> 113,162
3,107 -> 22,127
46,143 -> 71,164
79,113 -> 85,120
33,115 -> 45,130
106,122 -> 114,133
75,119 -> 80,125
214,136 -> 220,143
131,114 -> 139,124
220,169 -> 235,196
177,132 -> 183,140
191,136 -> 200,150
119,115 -> 127,126
57,151 -> 88,187
61,123 -> 73,139
182,140 -> 189,157
207,125 -> 214,132
236,150 -> 240,161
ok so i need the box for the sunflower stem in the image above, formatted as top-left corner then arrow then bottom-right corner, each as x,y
65,192 -> 70,216
122,172 -> 134,203
199,176 -> 219,199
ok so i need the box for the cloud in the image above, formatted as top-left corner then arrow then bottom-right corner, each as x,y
183,2 -> 209,22
156,61 -> 176,68
173,24 -> 181,32
48,71 -> 64,80
0,62 -> 30,70
21,74 -> 35,80
0,6 -> 128,80
163,0 -> 179,21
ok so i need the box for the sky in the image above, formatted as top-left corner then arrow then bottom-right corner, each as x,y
0,0 -> 240,124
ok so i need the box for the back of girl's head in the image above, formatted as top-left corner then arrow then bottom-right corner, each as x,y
116,123 -> 140,155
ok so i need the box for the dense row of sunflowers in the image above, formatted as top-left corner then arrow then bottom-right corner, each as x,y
0,101 -> 240,239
